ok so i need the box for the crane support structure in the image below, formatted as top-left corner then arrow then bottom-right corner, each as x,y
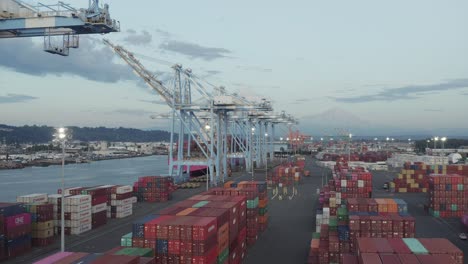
0,0 -> 119,55
103,39 -> 297,186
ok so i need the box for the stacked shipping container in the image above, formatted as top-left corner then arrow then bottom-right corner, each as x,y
17,194 -> 55,247
81,187 -> 108,228
391,163 -> 468,193
428,174 -> 467,218
0,203 -> 32,261
133,176 -> 174,202
354,237 -> 463,264
107,185 -> 136,219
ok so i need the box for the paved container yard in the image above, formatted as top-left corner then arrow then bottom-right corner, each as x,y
5,156 -> 468,264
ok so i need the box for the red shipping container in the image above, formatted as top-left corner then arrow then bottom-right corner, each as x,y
359,253 -> 382,264
5,213 -> 31,229
379,254 -> 401,264
192,216 -> 217,241
397,254 -> 420,264
387,239 -> 411,254
192,246 -> 217,264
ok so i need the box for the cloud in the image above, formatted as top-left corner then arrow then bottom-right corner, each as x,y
114,109 -> 153,116
159,40 -> 231,61
155,28 -> 172,38
423,109 -> 443,112
333,79 -> 468,103
122,29 -> 153,46
0,37 -> 136,83
0,93 -> 38,104
236,65 -> 272,73
295,98 -> 311,103
205,70 -> 221,76
139,99 -> 167,105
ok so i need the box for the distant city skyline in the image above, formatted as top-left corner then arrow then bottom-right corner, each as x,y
0,0 -> 467,136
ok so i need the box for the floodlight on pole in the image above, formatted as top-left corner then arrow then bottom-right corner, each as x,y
53,127 -> 69,253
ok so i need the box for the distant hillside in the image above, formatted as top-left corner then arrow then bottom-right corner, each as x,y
0,125 -> 172,144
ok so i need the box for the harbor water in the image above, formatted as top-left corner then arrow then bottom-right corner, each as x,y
0,155 -> 168,202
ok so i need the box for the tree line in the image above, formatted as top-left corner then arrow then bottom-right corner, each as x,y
0,124 -> 173,144
414,138 -> 468,153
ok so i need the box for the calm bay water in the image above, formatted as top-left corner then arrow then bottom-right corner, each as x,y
0,155 -> 168,202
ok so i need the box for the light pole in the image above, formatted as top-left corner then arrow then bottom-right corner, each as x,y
348,134 -> 352,162
204,124 -> 210,191
441,137 -> 447,149
265,133 -> 268,183
251,127 -> 255,182
54,127 -> 68,253
434,137 -> 439,150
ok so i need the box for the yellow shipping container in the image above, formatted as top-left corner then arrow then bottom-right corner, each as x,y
418,174 -> 423,180
422,164 -> 427,170
399,188 -> 407,193
407,179 -> 414,184
402,169 -> 407,174
398,174 -> 403,179
412,183 -> 419,188
390,182 -> 395,188
459,165 -> 463,171
422,188 -> 427,192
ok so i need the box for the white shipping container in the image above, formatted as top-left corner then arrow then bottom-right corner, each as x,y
64,203 -> 91,213
336,198 -> 342,205
70,223 -> 92,235
16,193 -> 48,204
358,180 -> 364,188
63,187 -> 83,196
336,192 -> 341,199
323,218 -> 329,225
108,204 -> 133,213
341,180 -> 347,187
108,208 -> 133,219
68,210 -> 91,220
316,225 -> 321,232
92,203 -> 107,214
48,194 -> 71,205
113,185 -> 133,194
65,195 -> 91,206
65,217 -> 92,228
111,197 -> 136,206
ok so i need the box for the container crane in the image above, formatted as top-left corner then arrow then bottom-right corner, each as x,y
103,39 -> 295,186
0,0 -> 120,56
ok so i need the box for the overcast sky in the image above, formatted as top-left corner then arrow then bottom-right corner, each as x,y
1,0 -> 467,135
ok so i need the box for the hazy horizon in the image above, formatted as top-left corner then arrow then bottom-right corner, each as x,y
1,0 -> 467,137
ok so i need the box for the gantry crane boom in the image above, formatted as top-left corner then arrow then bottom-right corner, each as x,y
103,39 -> 174,105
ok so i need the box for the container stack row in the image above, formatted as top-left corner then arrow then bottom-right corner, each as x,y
390,162 -> 468,193
267,159 -> 306,187
80,187 -> 108,228
128,195 -> 246,264
107,185 -> 136,219
133,176 -> 174,202
34,251 -> 154,264
342,237 -> 464,264
0,203 -> 32,261
17,194 -> 55,247
427,174 -> 468,218
223,181 -> 269,233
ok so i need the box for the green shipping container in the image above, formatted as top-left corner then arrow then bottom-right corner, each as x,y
217,248 -> 229,264
247,198 -> 259,209
451,204 -> 458,211
259,207 -> 268,215
193,201 -> 209,208
403,238 -> 429,255
120,232 -> 133,247
116,247 -> 154,257
458,184 -> 464,191
312,232 -> 320,239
